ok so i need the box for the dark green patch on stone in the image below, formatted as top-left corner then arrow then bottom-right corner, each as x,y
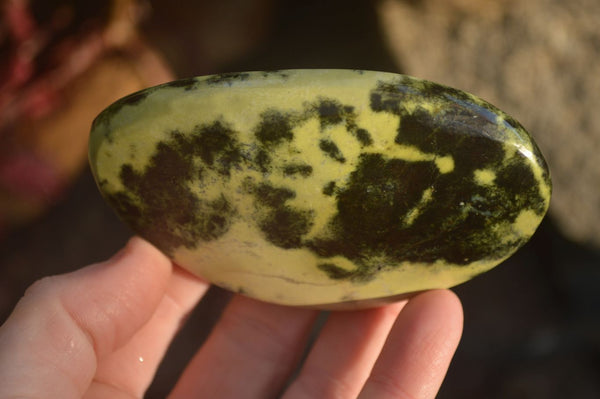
319,139 -> 346,163
205,72 -> 250,86
355,128 -> 373,146
369,80 -> 407,114
197,194 -> 236,240
308,153 -> 437,266
307,136 -> 546,282
307,97 -> 373,150
494,159 -> 547,216
254,183 -> 295,208
333,154 -> 435,243
250,182 -> 314,249
283,163 -> 313,177
117,89 -> 152,107
254,149 -> 272,173
254,110 -> 294,148
191,120 -> 243,176
163,77 -> 198,91
314,98 -> 346,128
259,70 -> 290,79
416,79 -> 473,104
322,181 -> 336,196
119,163 -> 140,188
102,125 -> 243,256
394,108 -> 506,172
311,98 -> 370,141
260,207 -> 314,249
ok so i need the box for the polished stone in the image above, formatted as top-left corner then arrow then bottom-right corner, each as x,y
89,69 -> 551,308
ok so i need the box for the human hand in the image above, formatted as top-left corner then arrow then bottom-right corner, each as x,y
0,237 -> 463,398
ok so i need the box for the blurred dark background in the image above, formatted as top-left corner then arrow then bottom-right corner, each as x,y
1,0 -> 599,397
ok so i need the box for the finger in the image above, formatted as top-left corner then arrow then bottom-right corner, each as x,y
169,295 -> 319,399
87,265 -> 209,398
282,301 -> 406,399
358,290 -> 463,399
0,237 -> 173,399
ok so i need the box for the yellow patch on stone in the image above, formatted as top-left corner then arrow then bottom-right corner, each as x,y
404,187 -> 434,226
513,209 -> 542,237
355,109 -> 399,150
474,169 -> 496,185
373,144 -> 454,174
435,155 -> 455,174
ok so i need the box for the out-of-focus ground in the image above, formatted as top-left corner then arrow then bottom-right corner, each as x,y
1,1 -> 599,398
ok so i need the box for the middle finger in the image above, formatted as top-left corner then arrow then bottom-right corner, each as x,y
282,301 -> 405,399
169,295 -> 319,398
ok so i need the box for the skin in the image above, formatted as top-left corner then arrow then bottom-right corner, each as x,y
0,236 -> 463,398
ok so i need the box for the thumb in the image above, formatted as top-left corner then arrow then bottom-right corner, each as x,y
0,237 -> 172,398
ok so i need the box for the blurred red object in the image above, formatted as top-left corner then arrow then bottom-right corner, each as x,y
0,0 -> 173,235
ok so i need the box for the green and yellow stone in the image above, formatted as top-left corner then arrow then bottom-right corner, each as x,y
89,69 -> 551,308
